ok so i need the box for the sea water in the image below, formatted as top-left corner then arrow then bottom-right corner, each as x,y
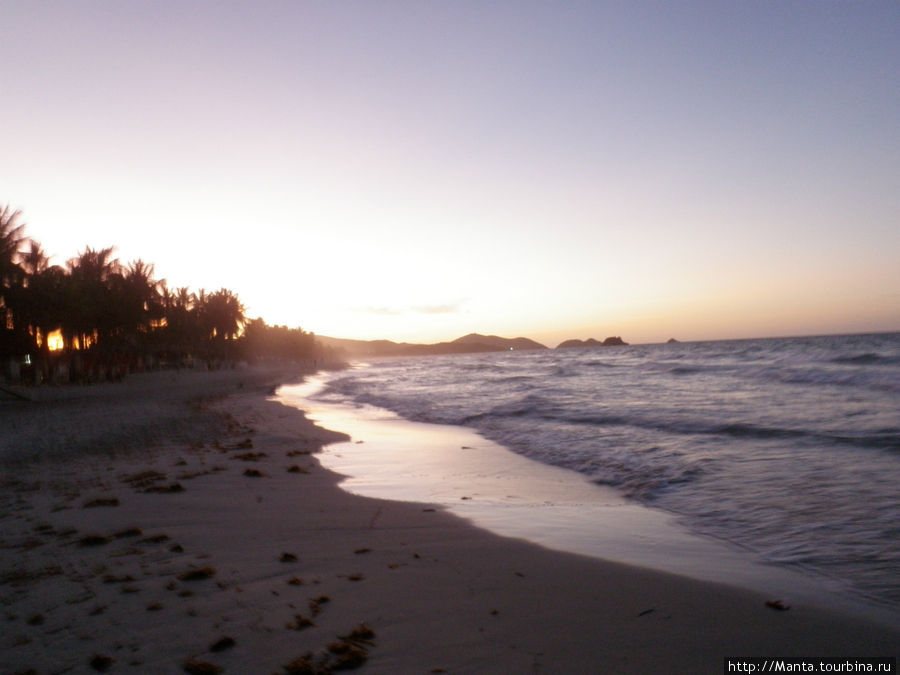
281,332 -> 899,620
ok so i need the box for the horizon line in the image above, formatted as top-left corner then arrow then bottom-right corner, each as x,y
314,328 -> 900,349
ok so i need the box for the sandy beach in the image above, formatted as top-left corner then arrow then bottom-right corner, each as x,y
1,367 -> 897,674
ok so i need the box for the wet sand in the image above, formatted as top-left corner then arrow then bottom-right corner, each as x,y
1,367 -> 896,673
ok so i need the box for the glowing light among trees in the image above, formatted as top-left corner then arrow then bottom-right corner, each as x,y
47,329 -> 63,351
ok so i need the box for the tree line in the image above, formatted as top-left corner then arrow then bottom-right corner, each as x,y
1,203 -> 323,384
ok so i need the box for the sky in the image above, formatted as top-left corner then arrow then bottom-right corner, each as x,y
3,1 -> 898,346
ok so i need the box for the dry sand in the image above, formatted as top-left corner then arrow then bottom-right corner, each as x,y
1,367 -> 896,674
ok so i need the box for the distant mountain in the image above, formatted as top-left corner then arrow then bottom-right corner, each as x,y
556,336 -> 629,349
451,333 -> 547,351
317,333 -> 548,358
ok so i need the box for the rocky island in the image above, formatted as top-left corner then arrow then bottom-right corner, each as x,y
556,336 -> 629,349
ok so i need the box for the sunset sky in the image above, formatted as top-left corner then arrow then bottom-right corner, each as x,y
3,1 -> 898,346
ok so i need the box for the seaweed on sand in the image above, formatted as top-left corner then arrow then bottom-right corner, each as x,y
182,658 -> 223,674
77,534 -> 111,547
286,614 -> 316,630
177,566 -> 215,581
209,636 -> 235,652
89,654 -> 114,671
143,482 -> 185,494
83,497 -> 120,508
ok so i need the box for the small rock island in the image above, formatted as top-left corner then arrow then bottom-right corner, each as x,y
556,336 -> 629,349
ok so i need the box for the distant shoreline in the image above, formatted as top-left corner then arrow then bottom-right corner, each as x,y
317,329 -> 900,358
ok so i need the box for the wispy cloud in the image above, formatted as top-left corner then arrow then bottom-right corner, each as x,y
360,306 -> 403,316
411,303 -> 463,315
357,301 -> 465,316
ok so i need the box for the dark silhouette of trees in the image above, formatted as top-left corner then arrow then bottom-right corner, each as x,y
159,285 -> 200,362
13,240 -> 65,371
65,246 -> 120,353
201,288 -> 245,340
1,202 -> 322,384
0,205 -> 27,359
242,318 -> 317,362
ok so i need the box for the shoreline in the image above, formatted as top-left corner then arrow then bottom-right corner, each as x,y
1,367 -> 897,673
282,376 -> 900,628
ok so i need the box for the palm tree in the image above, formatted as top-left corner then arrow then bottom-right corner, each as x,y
30,265 -> 68,349
116,259 -> 162,337
64,246 -> 120,352
19,239 -> 50,277
0,204 -> 25,286
0,204 -> 27,362
159,285 -> 198,364
15,241 -> 69,381
120,259 -> 165,367
16,240 -> 51,349
197,288 -> 245,364
203,288 -> 245,341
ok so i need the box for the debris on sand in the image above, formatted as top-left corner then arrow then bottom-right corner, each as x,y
338,623 -> 375,644
120,470 -> 167,489
83,497 -> 120,508
89,654 -> 114,672
308,595 -> 330,616
282,652 -> 318,674
177,567 -> 216,581
182,657 -> 224,674
282,623 -> 376,673
232,451 -> 267,461
139,534 -> 170,544
326,641 -> 368,670
209,636 -> 236,652
112,527 -> 143,539
143,482 -> 185,494
102,573 -> 136,584
286,614 -> 316,630
286,449 -> 312,457
77,534 -> 111,547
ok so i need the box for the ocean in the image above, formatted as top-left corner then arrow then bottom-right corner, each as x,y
281,332 -> 899,619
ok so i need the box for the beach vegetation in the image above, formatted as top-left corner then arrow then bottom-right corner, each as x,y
0,202 -> 326,384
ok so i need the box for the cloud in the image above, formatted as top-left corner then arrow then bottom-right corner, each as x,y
360,306 -> 403,316
356,301 -> 464,316
411,303 -> 463,315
